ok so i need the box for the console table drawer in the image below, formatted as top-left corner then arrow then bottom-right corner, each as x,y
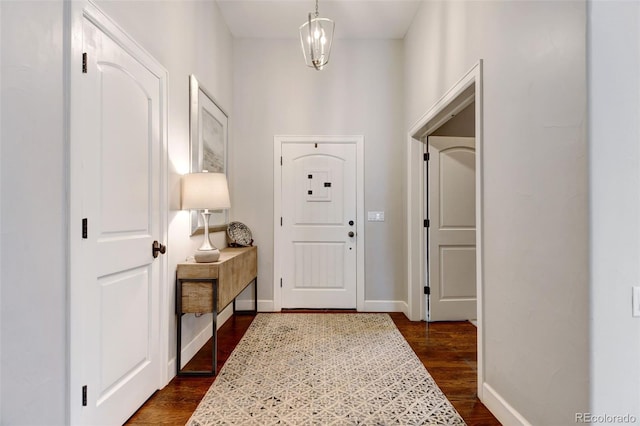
181,282 -> 214,313
177,246 -> 258,313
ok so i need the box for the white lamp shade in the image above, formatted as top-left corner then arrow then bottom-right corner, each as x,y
181,172 -> 231,210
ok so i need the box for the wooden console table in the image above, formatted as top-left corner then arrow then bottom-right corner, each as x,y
176,246 -> 257,376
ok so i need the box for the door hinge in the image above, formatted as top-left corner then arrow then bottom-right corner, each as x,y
280,217 -> 283,226
82,385 -> 87,406
280,278 -> 283,288
82,52 -> 87,73
280,156 -> 283,166
82,218 -> 88,239
423,219 -> 430,228
423,152 -> 430,161
424,286 -> 430,295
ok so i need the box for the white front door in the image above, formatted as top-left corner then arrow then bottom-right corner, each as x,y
427,136 -> 477,321
280,142 -> 357,309
73,10 -> 166,425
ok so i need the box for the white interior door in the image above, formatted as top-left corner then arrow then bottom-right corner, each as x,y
428,136 -> 477,321
75,13 -> 165,425
281,142 -> 357,308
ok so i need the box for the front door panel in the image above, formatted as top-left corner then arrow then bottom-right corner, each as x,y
281,143 -> 357,308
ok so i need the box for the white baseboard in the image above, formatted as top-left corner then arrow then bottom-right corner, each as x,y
168,304 -> 234,372
363,300 -> 408,315
257,299 -> 274,312
482,382 -> 531,426
234,299 -> 274,312
234,299 -> 254,311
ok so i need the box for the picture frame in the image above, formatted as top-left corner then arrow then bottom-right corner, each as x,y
189,74 -> 229,235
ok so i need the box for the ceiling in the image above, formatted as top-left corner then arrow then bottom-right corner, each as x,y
216,0 -> 423,39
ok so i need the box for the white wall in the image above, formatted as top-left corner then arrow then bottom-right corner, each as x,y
432,102 -> 474,137
1,1 -> 68,424
0,0 -> 233,423
232,39 -> 405,310
589,1 -> 640,421
405,1 -> 589,424
95,0 -> 234,368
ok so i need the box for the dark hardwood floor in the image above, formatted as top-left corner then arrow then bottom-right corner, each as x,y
389,313 -> 500,426
126,312 -> 500,425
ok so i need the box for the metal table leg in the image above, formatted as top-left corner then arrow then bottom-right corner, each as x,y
233,277 -> 258,315
176,277 -> 217,376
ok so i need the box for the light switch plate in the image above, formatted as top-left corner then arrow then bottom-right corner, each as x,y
633,287 -> 640,318
367,211 -> 385,222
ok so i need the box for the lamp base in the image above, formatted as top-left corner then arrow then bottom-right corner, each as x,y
194,248 -> 220,263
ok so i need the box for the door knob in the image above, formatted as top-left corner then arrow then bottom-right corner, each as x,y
152,240 -> 167,258
348,231 -> 355,237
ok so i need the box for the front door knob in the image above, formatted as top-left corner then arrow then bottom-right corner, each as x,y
348,231 -> 355,238
152,240 -> 167,258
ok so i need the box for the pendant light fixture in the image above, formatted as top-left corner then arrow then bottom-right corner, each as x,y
299,0 -> 335,70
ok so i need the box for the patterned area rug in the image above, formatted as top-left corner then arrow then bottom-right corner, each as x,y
188,313 -> 466,425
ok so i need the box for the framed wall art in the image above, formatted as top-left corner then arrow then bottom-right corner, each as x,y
189,74 -> 229,235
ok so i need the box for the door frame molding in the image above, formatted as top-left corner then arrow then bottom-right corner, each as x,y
68,1 -> 169,422
273,135 -> 365,312
406,61 -> 484,398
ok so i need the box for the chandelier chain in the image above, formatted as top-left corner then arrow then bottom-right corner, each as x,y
315,0 -> 319,17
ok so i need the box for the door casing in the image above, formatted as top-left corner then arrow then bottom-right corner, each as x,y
273,135 -> 365,312
406,61 -> 484,399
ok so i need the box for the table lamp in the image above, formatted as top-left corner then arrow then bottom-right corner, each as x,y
182,171 -> 231,262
